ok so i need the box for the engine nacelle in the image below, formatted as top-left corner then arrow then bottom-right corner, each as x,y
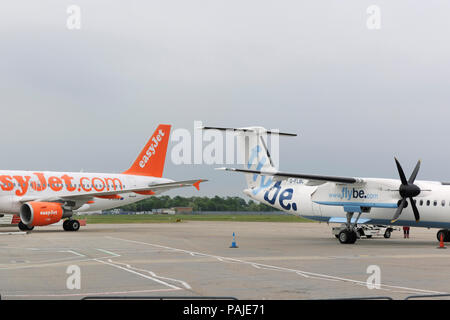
20,202 -> 72,226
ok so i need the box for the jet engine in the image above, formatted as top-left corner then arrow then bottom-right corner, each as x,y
20,202 -> 72,226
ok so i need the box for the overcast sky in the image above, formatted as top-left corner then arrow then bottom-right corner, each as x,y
1,1 -> 450,197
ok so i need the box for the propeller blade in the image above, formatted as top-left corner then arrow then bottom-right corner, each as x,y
408,160 -> 421,184
395,158 -> 408,185
391,198 -> 407,223
409,197 -> 420,222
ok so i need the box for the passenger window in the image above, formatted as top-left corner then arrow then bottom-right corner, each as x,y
427,200 -> 431,206
442,200 -> 446,207
434,201 -> 438,206
420,200 -> 423,206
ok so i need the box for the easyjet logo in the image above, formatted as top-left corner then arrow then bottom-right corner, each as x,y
41,210 -> 59,216
0,173 -> 124,196
139,129 -> 165,168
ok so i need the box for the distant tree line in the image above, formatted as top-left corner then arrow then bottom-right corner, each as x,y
118,196 -> 275,212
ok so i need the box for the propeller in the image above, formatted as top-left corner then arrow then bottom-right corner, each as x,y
391,158 -> 421,223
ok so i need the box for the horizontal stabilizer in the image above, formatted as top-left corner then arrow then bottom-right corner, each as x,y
201,126 -> 297,136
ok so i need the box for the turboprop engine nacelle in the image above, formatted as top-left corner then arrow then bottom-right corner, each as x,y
20,202 -> 72,226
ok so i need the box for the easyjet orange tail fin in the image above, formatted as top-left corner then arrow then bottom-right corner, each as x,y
123,124 -> 171,177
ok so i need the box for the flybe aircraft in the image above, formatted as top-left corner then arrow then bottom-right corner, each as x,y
204,126 -> 450,244
0,124 -> 205,232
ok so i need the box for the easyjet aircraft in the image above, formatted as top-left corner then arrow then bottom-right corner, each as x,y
0,124 -> 205,232
204,126 -> 450,244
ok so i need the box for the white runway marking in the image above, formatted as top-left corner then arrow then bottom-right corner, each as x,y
0,244 -> 190,298
0,256 -> 84,269
0,246 -> 123,270
0,232 -> 27,236
92,247 -> 190,290
94,258 -> 182,290
106,236 -> 446,296
59,250 -> 86,257
3,288 -> 179,298
0,244 -> 191,294
0,254 -> 123,271
96,248 -> 121,257
109,259 -> 192,290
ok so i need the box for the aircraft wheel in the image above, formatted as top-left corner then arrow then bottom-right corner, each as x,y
63,220 -> 70,231
18,221 -> 34,231
63,220 -> 80,232
348,231 -> 357,244
437,229 -> 449,242
338,230 -> 357,244
384,230 -> 392,239
357,229 -> 364,237
338,230 -> 348,244
71,220 -> 80,232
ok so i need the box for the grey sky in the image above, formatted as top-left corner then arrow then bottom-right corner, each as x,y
1,1 -> 450,197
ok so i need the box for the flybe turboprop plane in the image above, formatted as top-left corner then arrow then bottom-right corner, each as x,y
0,124 -> 205,232
204,126 -> 450,244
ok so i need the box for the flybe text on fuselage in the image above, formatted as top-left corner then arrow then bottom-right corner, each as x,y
246,144 -> 299,212
245,181 -> 299,212
0,172 -> 124,196
328,187 -> 379,201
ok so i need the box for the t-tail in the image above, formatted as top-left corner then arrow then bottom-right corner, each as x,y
237,127 -> 279,190
201,126 -> 296,192
123,124 -> 171,177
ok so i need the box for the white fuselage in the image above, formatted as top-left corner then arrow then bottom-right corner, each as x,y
246,177 -> 450,228
0,170 -> 173,214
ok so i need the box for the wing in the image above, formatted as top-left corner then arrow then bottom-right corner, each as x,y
217,167 -> 362,184
18,179 -> 207,207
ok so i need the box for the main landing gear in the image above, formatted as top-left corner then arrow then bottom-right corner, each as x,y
437,229 -> 450,242
338,229 -> 358,244
63,219 -> 80,232
337,212 -> 361,244
18,221 -> 34,231
17,219 -> 80,232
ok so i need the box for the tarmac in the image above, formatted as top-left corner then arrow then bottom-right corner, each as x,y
0,221 -> 449,300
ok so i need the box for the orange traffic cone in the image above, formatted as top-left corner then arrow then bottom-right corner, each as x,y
437,233 -> 447,249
